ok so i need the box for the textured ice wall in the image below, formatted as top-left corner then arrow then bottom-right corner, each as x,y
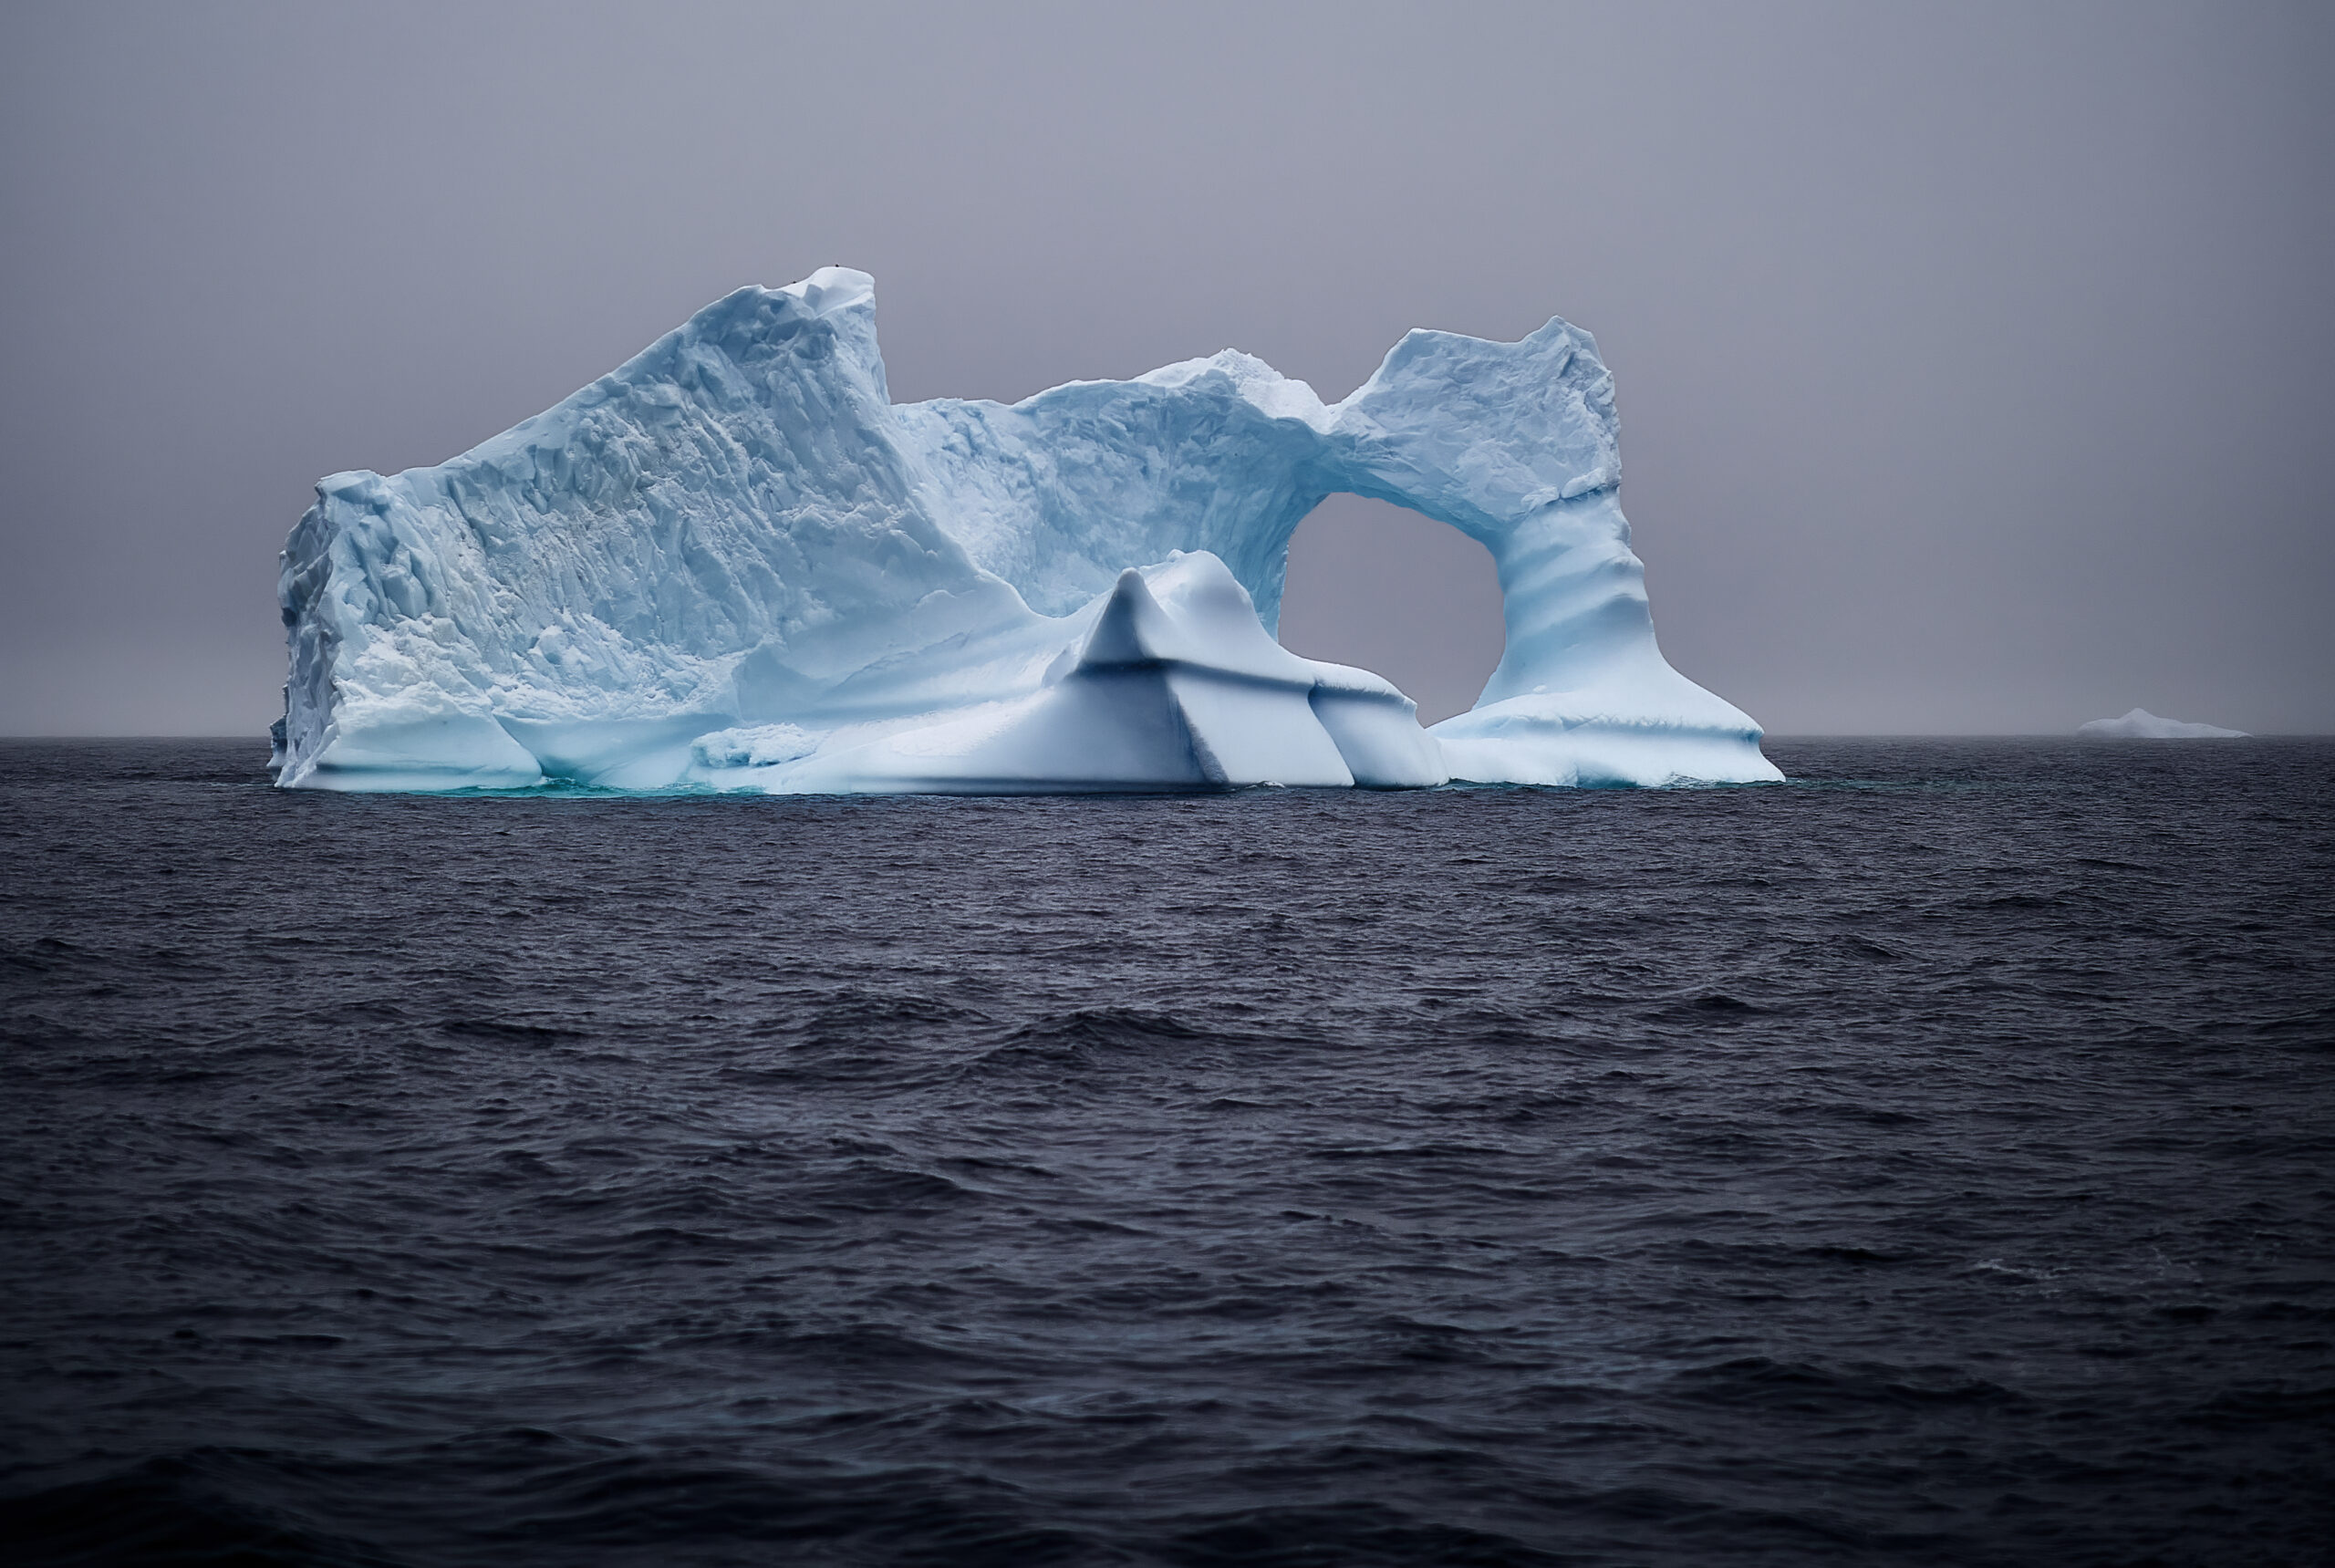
274,268 -> 1776,792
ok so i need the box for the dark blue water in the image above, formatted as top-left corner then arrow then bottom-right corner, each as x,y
2,738 -> 2330,1567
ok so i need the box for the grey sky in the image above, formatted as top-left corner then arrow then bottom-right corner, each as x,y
3,0 -> 2329,735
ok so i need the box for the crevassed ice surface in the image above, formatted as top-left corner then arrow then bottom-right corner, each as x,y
273,268 -> 1779,793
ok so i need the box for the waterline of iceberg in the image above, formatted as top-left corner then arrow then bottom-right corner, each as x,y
272,268 -> 1777,793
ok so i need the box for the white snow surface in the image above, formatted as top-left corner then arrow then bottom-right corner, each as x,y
2077,709 -> 2250,740
273,267 -> 1778,793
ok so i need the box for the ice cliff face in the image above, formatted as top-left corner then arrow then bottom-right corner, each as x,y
274,267 -> 1778,793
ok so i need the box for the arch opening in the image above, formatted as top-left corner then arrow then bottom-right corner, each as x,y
1275,493 -> 1506,725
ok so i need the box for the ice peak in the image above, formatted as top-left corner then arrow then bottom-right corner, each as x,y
776,265 -> 876,314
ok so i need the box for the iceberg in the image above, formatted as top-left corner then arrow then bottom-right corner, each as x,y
272,267 -> 1777,793
2078,708 -> 2249,740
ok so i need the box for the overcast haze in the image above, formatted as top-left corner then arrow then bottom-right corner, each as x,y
2,0 -> 2329,735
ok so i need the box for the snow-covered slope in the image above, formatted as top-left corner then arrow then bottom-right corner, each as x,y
2078,709 -> 2249,740
273,267 -> 1777,793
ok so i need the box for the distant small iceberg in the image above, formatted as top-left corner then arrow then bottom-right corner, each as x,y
2077,708 -> 2249,740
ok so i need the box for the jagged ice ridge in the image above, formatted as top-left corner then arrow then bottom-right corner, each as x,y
273,268 -> 1779,793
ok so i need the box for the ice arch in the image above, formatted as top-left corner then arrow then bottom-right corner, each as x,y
895,289 -> 1770,784
274,267 -> 1776,791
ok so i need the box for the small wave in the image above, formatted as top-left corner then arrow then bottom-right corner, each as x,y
0,1451 -> 391,1568
438,1016 -> 584,1044
1667,1355 -> 2021,1412
801,1160 -> 987,1214
960,1007 -> 1222,1075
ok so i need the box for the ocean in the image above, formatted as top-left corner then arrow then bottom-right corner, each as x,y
2,737 -> 2330,1566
